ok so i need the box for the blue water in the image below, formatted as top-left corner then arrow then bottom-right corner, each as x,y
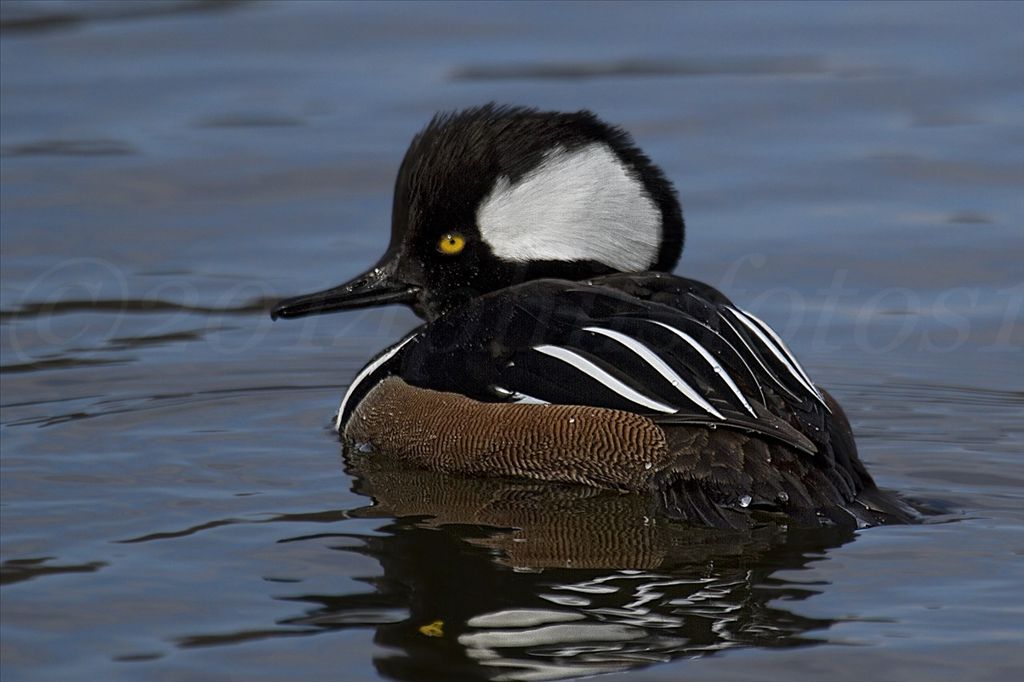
2,2 -> 1022,680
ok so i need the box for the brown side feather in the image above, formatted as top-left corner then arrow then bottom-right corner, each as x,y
345,377 -> 673,491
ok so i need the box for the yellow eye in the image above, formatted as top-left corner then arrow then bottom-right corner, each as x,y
437,232 -> 466,255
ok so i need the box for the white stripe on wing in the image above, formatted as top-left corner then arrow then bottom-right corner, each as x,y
493,385 -> 550,405
533,344 -> 677,414
733,308 -> 827,406
641,320 -> 757,417
335,332 -> 418,430
583,326 -> 724,419
727,307 -> 827,408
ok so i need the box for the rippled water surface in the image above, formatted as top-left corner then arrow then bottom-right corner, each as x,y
2,2 -> 1023,680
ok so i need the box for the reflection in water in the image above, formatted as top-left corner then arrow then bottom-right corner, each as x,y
0,138 -> 136,157
0,557 -> 106,586
240,453 -> 852,681
0,0 -> 247,34
448,55 -> 830,81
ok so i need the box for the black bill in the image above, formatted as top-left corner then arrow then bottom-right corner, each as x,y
270,263 -> 420,320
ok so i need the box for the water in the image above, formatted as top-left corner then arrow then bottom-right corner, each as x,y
2,1 -> 1022,680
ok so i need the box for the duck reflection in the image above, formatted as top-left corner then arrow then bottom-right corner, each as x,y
280,452 -> 853,681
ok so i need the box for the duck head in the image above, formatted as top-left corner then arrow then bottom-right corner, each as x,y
271,103 -> 684,322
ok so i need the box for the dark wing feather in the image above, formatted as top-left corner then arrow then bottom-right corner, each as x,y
589,275 -> 839,448
394,278 -> 827,456
340,275 -> 911,528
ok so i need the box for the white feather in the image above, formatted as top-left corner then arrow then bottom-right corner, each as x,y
532,344 -> 676,414
727,307 -> 826,407
476,143 -> 661,271
493,385 -> 549,405
335,333 -> 417,431
641,320 -> 757,417
582,326 -> 724,419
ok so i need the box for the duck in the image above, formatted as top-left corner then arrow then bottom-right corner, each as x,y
271,103 -> 912,529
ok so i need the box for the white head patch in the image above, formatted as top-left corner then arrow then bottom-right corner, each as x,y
476,142 -> 661,271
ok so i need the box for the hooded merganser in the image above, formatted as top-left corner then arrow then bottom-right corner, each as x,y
271,104 -> 911,529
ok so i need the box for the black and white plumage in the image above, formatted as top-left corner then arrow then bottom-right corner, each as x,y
340,277 -> 820,451
271,104 -> 913,528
